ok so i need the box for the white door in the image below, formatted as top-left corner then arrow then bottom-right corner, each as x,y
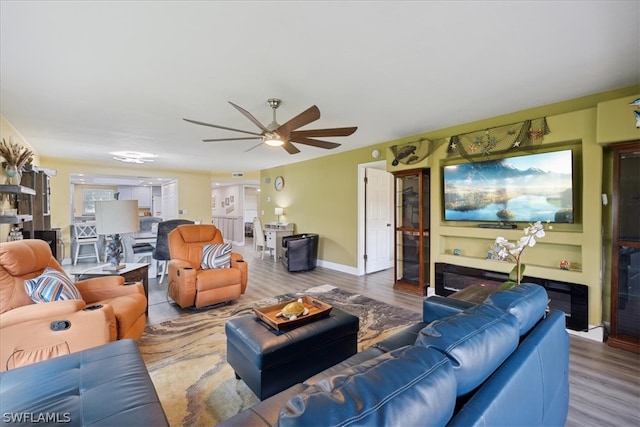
152,195 -> 163,217
365,167 -> 394,273
161,181 -> 179,220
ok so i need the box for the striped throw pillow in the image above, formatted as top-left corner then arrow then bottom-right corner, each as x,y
24,267 -> 82,303
201,243 -> 232,269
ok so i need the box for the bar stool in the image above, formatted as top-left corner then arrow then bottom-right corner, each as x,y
72,222 -> 101,264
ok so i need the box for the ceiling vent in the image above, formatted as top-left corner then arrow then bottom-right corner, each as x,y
231,172 -> 244,178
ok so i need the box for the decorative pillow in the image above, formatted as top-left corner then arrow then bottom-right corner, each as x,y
24,267 -> 82,303
201,243 -> 232,269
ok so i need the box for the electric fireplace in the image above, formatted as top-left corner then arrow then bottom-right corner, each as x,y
435,262 -> 589,331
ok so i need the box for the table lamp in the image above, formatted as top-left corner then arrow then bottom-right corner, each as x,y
95,200 -> 140,271
274,207 -> 284,224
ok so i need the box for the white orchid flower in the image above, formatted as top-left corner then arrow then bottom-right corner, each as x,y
520,235 -> 537,247
490,220 -> 550,289
496,236 -> 515,249
509,245 -> 524,256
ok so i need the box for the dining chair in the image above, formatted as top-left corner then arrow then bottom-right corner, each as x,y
152,219 -> 194,283
252,217 -> 271,259
72,222 -> 101,265
122,234 -> 155,265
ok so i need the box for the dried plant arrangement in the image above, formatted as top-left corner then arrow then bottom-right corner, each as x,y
0,137 -> 33,170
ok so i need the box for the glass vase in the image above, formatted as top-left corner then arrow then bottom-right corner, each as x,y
3,164 -> 22,185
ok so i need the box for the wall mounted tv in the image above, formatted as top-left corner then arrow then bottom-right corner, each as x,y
443,149 -> 574,223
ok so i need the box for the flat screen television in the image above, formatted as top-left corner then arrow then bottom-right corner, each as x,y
443,149 -> 574,223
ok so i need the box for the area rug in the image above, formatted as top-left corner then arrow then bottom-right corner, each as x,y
138,285 -> 422,426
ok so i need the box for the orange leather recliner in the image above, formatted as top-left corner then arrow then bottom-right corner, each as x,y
167,224 -> 248,308
0,239 -> 147,371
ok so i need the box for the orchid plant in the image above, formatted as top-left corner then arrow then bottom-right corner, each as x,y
491,220 -> 550,290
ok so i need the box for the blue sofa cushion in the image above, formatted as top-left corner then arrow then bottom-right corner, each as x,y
484,283 -> 548,335
422,295 -> 475,323
277,345 -> 456,427
415,304 -> 519,396
448,309 -> 569,427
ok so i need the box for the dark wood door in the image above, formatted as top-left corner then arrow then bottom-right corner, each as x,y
608,141 -> 640,353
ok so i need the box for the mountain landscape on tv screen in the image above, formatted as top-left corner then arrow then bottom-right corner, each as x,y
444,152 -> 573,223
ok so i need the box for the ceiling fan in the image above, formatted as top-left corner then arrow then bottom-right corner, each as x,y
183,98 -> 357,154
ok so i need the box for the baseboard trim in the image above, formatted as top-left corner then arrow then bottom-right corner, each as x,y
567,325 -> 604,342
316,259 -> 359,275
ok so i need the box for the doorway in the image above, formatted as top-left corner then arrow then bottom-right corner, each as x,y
357,160 -> 394,275
69,173 -> 178,221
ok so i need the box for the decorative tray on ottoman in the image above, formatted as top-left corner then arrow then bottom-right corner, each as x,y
253,295 -> 333,331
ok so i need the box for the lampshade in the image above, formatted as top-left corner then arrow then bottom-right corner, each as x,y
274,207 -> 284,216
95,200 -> 140,235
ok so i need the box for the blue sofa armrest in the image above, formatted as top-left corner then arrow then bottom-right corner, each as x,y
422,295 -> 475,323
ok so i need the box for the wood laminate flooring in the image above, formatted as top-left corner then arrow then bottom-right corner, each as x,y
142,240 -> 639,426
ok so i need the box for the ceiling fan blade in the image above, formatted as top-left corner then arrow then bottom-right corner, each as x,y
244,142 -> 265,152
228,101 -> 270,133
183,118 -> 263,136
276,105 -> 321,137
290,126 -> 357,138
282,140 -> 301,154
202,136 -> 262,142
290,137 -> 341,150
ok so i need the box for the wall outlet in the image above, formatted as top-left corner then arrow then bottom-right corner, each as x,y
179,209 -> 188,214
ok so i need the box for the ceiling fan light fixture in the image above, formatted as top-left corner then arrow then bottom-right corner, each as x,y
111,151 -> 157,163
264,134 -> 284,147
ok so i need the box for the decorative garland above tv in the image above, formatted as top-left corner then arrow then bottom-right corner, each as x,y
443,149 -> 574,223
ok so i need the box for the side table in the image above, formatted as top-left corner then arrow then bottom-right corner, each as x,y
448,284 -> 497,304
65,263 -> 149,314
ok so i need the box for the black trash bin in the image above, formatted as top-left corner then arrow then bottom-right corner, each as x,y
282,234 -> 319,272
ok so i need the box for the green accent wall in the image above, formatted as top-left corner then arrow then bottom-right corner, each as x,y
259,86 -> 639,327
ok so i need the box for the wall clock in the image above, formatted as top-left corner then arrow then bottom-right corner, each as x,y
274,176 -> 285,191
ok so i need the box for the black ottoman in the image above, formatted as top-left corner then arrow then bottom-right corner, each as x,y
226,306 -> 359,400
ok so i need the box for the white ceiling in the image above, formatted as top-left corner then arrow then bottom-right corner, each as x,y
1,1 -> 638,176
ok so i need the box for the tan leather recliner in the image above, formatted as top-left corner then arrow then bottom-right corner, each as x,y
0,239 -> 147,371
167,224 -> 248,308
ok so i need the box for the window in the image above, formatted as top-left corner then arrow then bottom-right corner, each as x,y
82,188 -> 114,215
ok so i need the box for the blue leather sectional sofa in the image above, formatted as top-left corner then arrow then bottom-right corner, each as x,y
0,339 -> 168,426
0,284 -> 568,426
221,283 -> 570,426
